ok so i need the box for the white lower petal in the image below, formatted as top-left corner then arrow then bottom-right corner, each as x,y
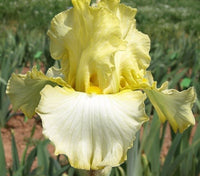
36,85 -> 148,170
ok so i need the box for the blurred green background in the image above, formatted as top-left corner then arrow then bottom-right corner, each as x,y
0,0 -> 200,175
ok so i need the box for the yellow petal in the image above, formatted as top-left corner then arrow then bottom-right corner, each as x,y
48,0 -> 151,94
36,85 -> 148,170
99,0 -> 151,69
145,85 -> 196,133
117,4 -> 151,70
113,51 -> 150,92
96,0 -> 151,93
125,29 -> 150,70
6,67 -> 69,118
48,0 -> 125,92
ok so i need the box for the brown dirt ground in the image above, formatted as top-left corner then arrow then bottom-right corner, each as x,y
1,114 -> 55,169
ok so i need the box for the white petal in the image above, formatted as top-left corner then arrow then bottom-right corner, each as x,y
36,85 -> 148,170
46,66 -> 64,79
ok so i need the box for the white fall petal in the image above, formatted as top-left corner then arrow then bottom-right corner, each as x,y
36,85 -> 148,170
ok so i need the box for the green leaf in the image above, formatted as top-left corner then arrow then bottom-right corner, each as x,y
192,122 -> 200,144
110,168 -> 115,176
179,128 -> 192,176
12,165 -> 24,176
141,116 -> 161,176
52,157 -> 62,171
30,167 -> 44,176
34,51 -> 43,59
11,131 -> 20,172
170,52 -> 177,60
21,124 -> 36,166
37,140 -> 50,176
54,165 -> 70,176
68,167 -> 75,176
115,168 -> 120,176
118,166 -> 126,176
0,130 -> 7,176
141,154 -> 152,176
165,139 -> 200,176
48,157 -> 54,176
180,78 -> 191,89
24,116 -> 28,123
160,122 -> 167,147
23,147 -> 37,176
0,77 -> 7,85
168,68 -> 188,88
30,124 -> 36,138
161,133 -> 182,176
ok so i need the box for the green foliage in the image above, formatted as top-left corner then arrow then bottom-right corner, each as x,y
126,115 -> 200,176
180,78 -> 191,89
122,0 -> 200,37
0,31 -> 24,127
0,0 -> 72,30
11,131 -> 20,173
0,131 -> 7,176
150,33 -> 199,89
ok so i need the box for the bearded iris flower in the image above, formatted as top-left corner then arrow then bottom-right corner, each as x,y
6,0 -> 196,172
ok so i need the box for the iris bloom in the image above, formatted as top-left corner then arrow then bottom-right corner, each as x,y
6,0 -> 196,171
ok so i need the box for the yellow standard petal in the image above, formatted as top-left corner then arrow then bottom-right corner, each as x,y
6,66 -> 69,118
99,0 -> 151,69
48,0 -> 125,92
145,84 -> 196,133
47,0 -> 151,94
36,85 -> 148,170
96,0 -> 151,93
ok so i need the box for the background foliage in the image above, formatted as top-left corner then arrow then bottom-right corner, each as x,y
0,0 -> 199,175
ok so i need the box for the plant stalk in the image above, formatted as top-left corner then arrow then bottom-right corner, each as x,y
127,131 -> 140,176
78,167 -> 112,176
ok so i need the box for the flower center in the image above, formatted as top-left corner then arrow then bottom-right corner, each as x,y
87,86 -> 102,94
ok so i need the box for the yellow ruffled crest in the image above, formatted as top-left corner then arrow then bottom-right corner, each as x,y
98,0 -> 120,11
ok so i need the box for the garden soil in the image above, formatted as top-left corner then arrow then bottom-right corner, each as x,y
1,114 -> 55,169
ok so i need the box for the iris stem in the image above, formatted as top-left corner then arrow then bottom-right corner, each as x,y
78,167 -> 111,176
127,131 -> 140,176
89,170 -> 97,176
